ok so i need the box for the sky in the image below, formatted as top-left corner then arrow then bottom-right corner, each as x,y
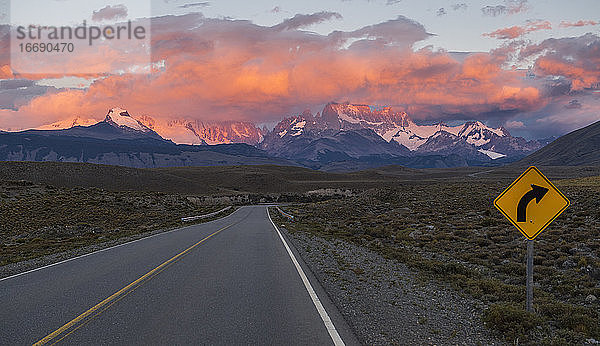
0,0 -> 599,139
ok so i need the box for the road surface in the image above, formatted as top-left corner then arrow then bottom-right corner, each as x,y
0,206 -> 357,345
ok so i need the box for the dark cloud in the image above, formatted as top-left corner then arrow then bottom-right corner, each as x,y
565,99 -> 582,109
92,4 -> 128,22
482,5 -> 508,17
272,11 -> 342,31
482,0 -> 527,17
518,92 -> 600,138
179,2 -> 210,9
335,15 -> 432,48
541,76 -> 572,97
0,80 -> 35,89
0,80 -> 56,110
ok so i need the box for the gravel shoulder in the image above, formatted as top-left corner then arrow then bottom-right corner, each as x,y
280,225 -> 505,345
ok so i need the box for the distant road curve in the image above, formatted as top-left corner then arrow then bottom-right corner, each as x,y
468,169 -> 495,178
181,206 -> 232,222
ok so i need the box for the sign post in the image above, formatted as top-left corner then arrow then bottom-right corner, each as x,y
494,166 -> 569,312
526,240 -> 533,312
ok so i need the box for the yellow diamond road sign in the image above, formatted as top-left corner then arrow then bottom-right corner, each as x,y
494,166 -> 570,240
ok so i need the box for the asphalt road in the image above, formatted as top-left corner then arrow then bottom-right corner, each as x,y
0,206 -> 358,345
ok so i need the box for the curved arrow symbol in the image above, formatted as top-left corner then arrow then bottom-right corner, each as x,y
517,184 -> 549,222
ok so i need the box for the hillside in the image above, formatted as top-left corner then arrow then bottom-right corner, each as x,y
517,119 -> 600,166
0,131 -> 294,168
0,162 -> 394,195
2,161 -> 600,196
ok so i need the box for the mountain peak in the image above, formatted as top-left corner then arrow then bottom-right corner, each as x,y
105,107 -> 151,132
107,107 -> 130,117
458,120 -> 507,143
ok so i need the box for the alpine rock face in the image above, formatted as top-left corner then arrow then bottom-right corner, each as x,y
261,102 -> 543,166
136,117 -> 264,146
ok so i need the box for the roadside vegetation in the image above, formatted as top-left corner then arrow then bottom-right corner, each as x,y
0,180 -> 232,267
275,177 -> 600,344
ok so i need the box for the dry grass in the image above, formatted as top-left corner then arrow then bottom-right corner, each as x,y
0,180 -> 229,266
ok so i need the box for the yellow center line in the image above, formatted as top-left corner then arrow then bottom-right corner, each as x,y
34,219 -> 242,346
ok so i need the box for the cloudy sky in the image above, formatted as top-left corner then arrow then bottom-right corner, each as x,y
0,0 -> 599,138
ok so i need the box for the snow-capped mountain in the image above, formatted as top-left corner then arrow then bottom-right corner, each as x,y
322,103 -> 524,156
136,117 -> 264,146
34,107 -> 157,137
105,108 -> 153,132
32,107 -> 264,146
37,116 -> 99,130
261,102 -> 543,164
26,107 -> 164,141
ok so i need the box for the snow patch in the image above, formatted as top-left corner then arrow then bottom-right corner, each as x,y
338,111 -> 383,126
106,108 -> 149,132
381,120 -> 461,150
478,149 -> 506,160
290,120 -> 306,136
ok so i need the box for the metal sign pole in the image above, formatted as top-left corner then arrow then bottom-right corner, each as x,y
526,239 -> 534,312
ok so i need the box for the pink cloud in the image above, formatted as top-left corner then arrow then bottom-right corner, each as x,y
559,20 -> 599,28
0,65 -> 13,79
272,11 -> 342,31
505,120 -> 525,128
2,13 -> 596,136
483,20 -> 552,39
521,33 -> 600,91
481,0 -> 528,17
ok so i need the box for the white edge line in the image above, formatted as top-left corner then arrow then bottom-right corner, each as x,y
0,207 -> 242,283
267,207 -> 345,346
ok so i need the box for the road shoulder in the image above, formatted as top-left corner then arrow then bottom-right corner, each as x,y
278,224 -> 504,345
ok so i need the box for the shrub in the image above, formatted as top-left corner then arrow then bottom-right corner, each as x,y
483,303 -> 541,341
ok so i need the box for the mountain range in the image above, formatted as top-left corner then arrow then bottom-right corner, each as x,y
259,103 -> 544,169
0,108 -> 294,168
0,103 -> 587,170
39,109 -> 264,146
